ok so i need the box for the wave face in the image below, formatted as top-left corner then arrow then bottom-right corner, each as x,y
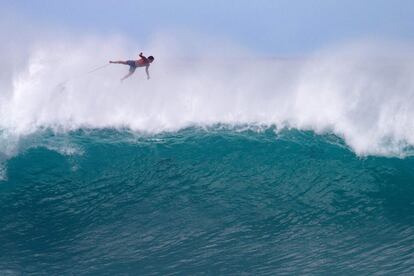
1,128 -> 414,275
2,37 -> 414,156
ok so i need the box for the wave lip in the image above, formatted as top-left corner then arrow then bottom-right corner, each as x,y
2,39 -> 414,156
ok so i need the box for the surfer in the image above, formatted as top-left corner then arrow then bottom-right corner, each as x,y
109,52 -> 154,81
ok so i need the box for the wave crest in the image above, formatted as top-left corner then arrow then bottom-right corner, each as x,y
2,37 -> 414,156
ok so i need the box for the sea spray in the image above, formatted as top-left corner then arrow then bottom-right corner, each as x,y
1,36 -> 414,156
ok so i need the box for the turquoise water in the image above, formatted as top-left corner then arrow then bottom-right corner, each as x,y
1,128 -> 414,275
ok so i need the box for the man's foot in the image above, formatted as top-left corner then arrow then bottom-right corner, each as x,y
109,61 -> 114,63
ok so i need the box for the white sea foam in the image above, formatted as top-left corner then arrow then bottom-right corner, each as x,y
1,32 -> 414,156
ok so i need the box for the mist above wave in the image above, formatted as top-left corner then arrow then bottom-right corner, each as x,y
1,33 -> 414,157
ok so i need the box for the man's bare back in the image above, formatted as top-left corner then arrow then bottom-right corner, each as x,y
110,52 -> 155,81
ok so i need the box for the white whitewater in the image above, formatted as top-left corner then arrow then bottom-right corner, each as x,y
2,36 -> 414,156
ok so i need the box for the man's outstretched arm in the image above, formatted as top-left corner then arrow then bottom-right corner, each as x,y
146,66 -> 150,80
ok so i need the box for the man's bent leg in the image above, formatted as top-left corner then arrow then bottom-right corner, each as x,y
121,72 -> 134,81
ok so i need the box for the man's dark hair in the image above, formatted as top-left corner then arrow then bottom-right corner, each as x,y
148,56 -> 154,61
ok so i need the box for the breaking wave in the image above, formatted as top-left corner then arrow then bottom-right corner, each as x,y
2,35 -> 414,156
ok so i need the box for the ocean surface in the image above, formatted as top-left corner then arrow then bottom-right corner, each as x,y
2,38 -> 414,274
1,127 -> 414,275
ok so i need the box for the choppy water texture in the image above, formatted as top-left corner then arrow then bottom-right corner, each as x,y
1,128 -> 414,275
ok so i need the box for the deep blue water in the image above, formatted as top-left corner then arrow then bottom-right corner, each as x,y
1,128 -> 414,275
